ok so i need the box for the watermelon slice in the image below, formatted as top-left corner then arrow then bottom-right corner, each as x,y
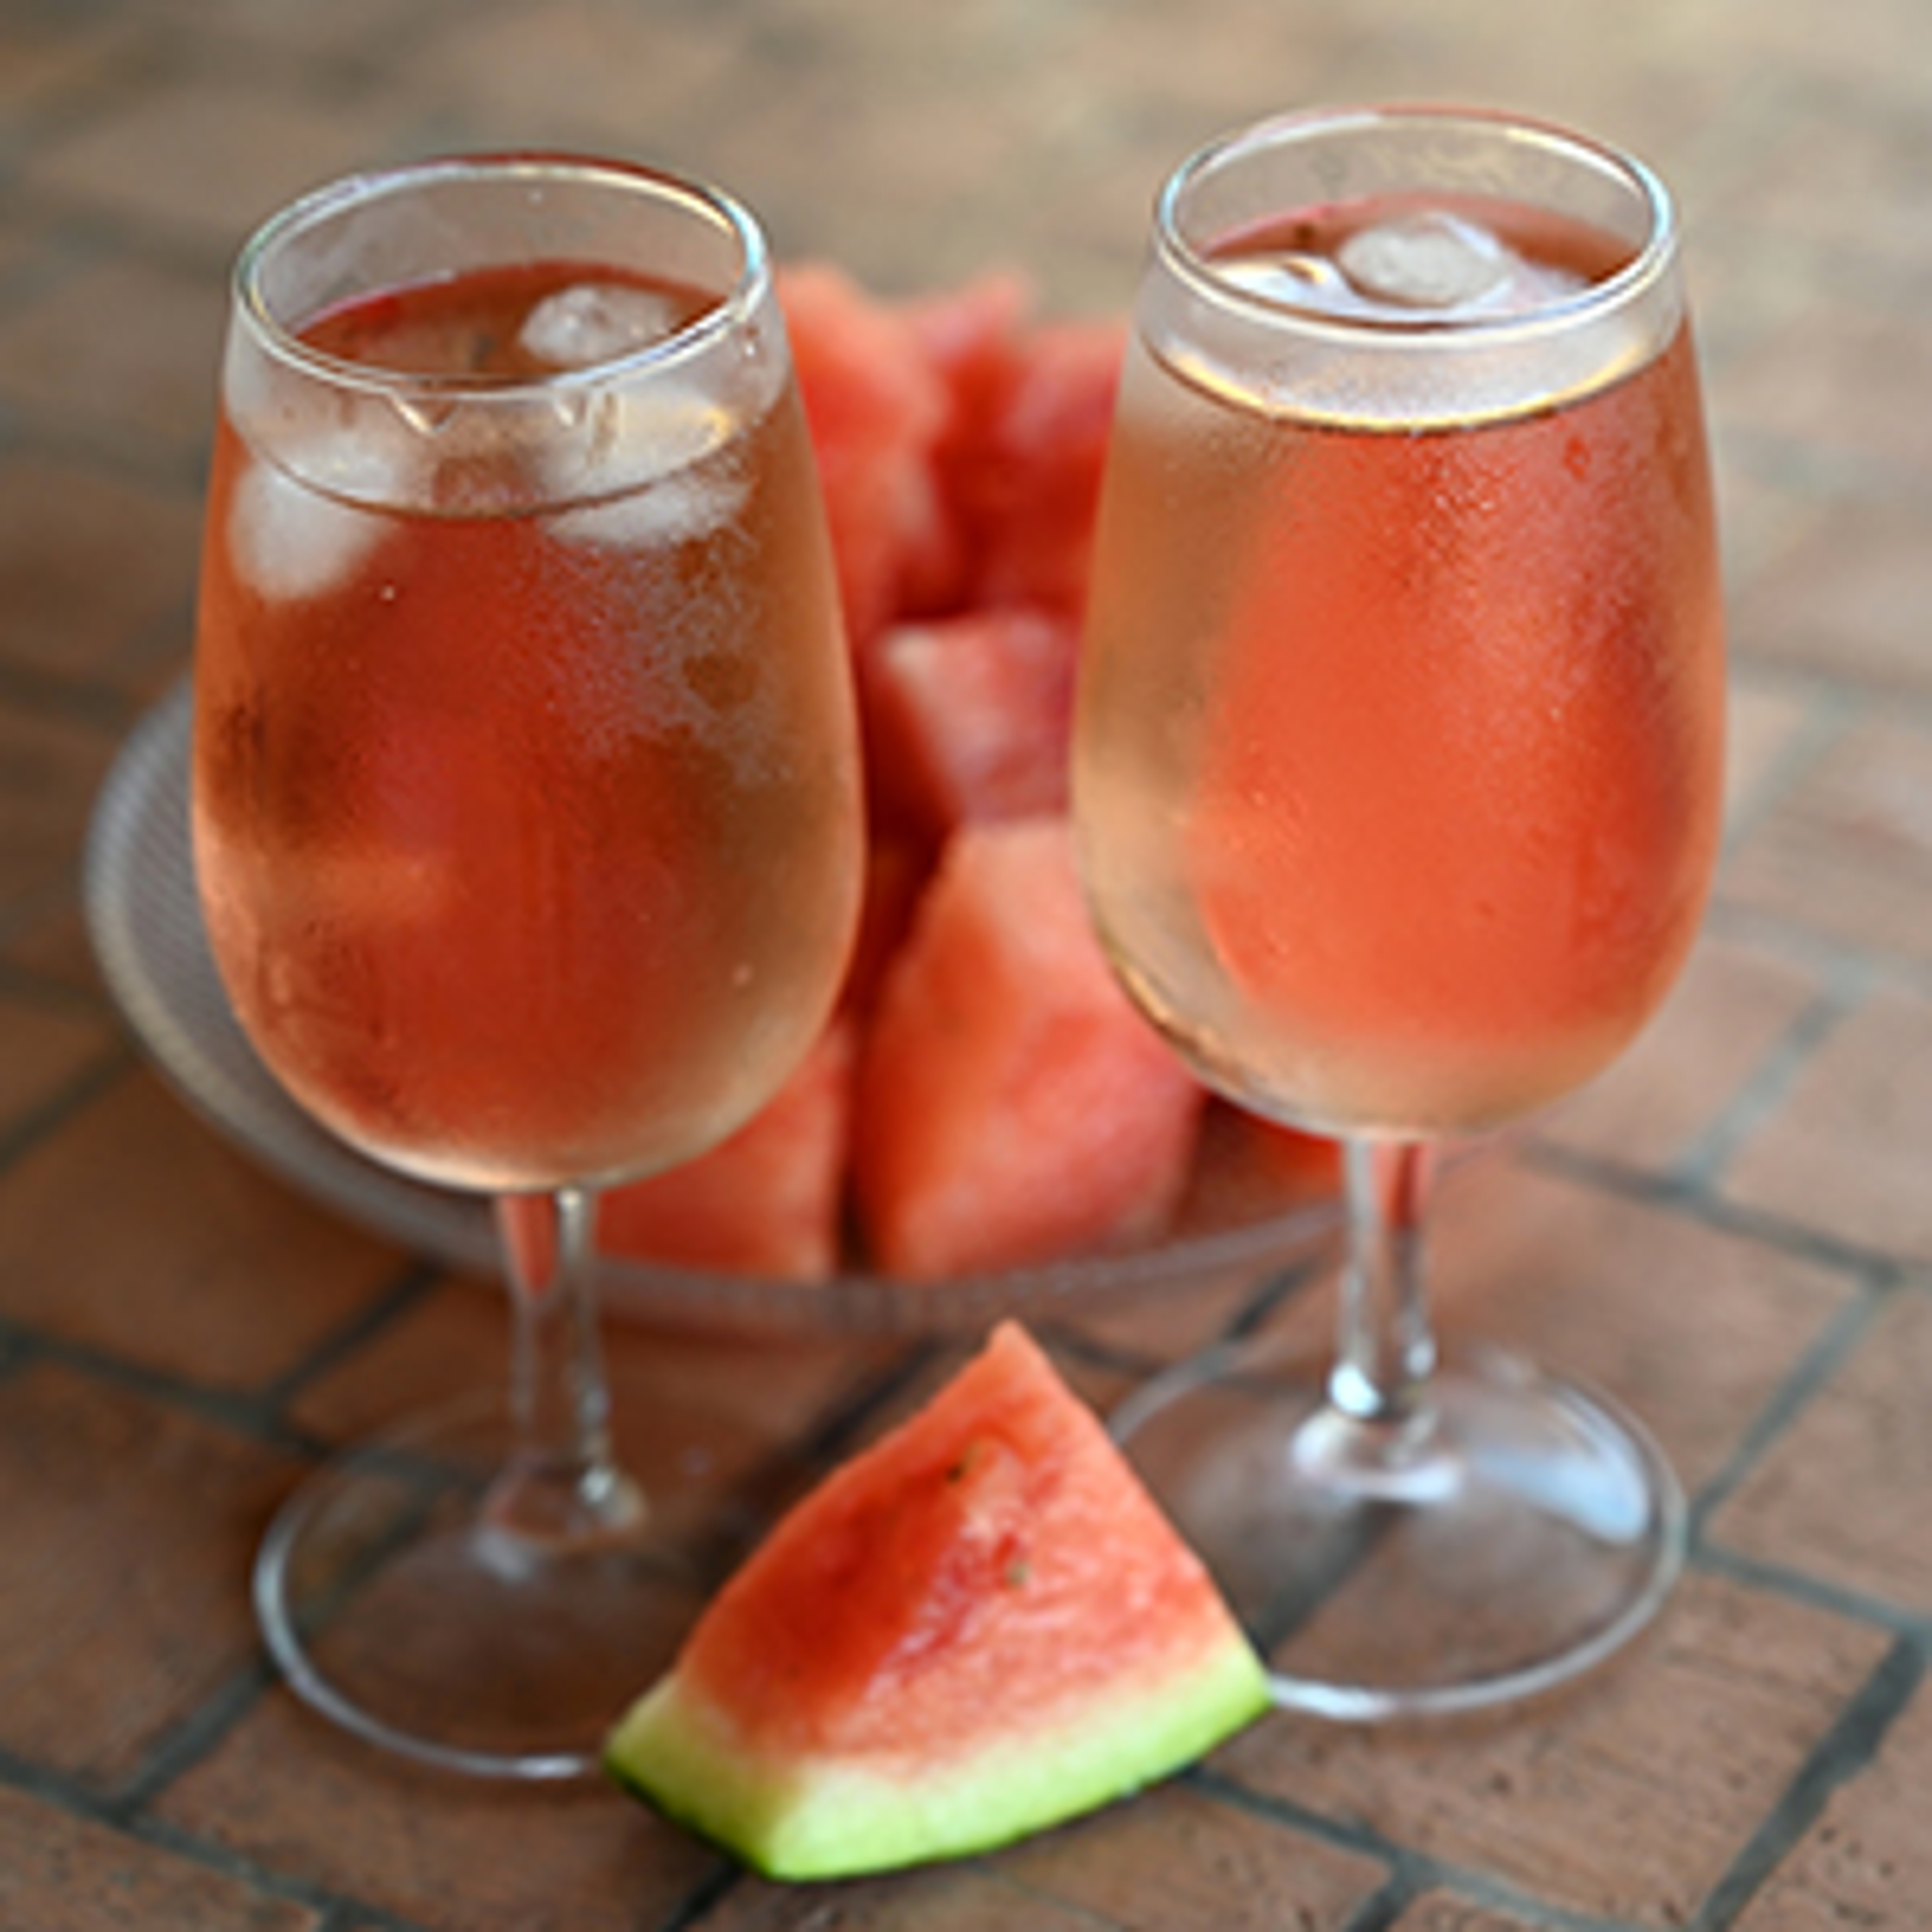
853,817 -> 1204,1281
838,832 -> 932,1019
597,1020 -> 855,1282
1220,1107 -> 1343,1198
778,263 -> 955,649
950,317 -> 1124,618
866,607 -> 1078,836
604,1321 -> 1269,1877
904,267 -> 1032,410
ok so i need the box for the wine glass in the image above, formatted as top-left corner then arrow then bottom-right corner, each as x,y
191,155 -> 864,1776
1073,107 -> 1725,1718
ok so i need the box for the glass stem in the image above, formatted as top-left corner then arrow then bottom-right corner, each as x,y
489,1186 -> 643,1550
1327,1138 -> 1438,1428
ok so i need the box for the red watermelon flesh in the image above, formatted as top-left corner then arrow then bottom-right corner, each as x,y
952,317 -> 1124,618
604,1321 -> 1268,1877
597,1020 -> 855,1282
907,269 -> 1033,600
778,263 -> 956,649
854,818 -> 1204,1281
839,833 -> 932,1020
904,267 -> 1032,403
1234,1114 -> 1343,1195
866,607 -> 1078,836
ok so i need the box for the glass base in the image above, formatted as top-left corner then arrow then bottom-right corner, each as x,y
255,1394 -> 734,1780
1110,1339 -> 1686,1721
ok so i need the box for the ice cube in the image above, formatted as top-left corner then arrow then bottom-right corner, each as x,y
1219,235 -> 1514,324
1221,252 -> 1364,314
519,282 -> 683,371
1336,212 -> 1511,312
551,468 -> 750,550
545,385 -> 748,547
229,446 -> 387,601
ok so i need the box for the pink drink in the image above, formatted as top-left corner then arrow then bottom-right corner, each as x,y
1077,197 -> 1725,1136
194,262 -> 862,1190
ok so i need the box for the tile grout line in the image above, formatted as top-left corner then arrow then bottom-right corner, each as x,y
1335,1868 -> 1423,1932
1667,975 -> 1870,1197
1685,1269 -> 1892,1539
1694,1542 -> 1932,1646
653,1859 -> 744,1932
1703,895 -> 1932,1012
0,1042 -> 135,1180
1226,1243 -> 1337,1343
1041,1243 -> 1337,1387
0,1741 -> 420,1931
1191,1764 -> 1644,1932
1691,1634 -> 1925,1929
1524,1130 -> 1925,1650
312,1905 -> 425,1932
0,1251 -> 442,1470
254,1255 -> 446,1417
0,1314 -> 323,1461
105,1660 -> 277,1818
126,1808 -> 440,1932
1351,1855 -> 1650,1932
1714,667 -> 1863,860
1519,1132 -> 1910,1289
781,1337 -> 947,1469
988,1863 -> 1130,1929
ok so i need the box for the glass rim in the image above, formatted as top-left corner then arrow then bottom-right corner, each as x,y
1152,103 -> 1680,347
232,150 -> 773,401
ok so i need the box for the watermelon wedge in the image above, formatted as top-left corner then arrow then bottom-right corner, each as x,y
854,817 -> 1204,1281
866,607 -> 1079,835
950,316 -> 1124,618
596,1019 -> 856,1282
778,262 -> 955,649
605,1322 -> 1268,1879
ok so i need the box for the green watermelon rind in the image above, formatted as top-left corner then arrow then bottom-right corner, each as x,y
604,1626 -> 1267,1881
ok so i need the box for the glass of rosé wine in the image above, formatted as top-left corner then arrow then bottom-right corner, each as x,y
192,155 -> 863,1776
1073,107 -> 1724,1718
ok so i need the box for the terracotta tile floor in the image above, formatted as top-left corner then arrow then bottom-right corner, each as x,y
3,0 -> 1929,1926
